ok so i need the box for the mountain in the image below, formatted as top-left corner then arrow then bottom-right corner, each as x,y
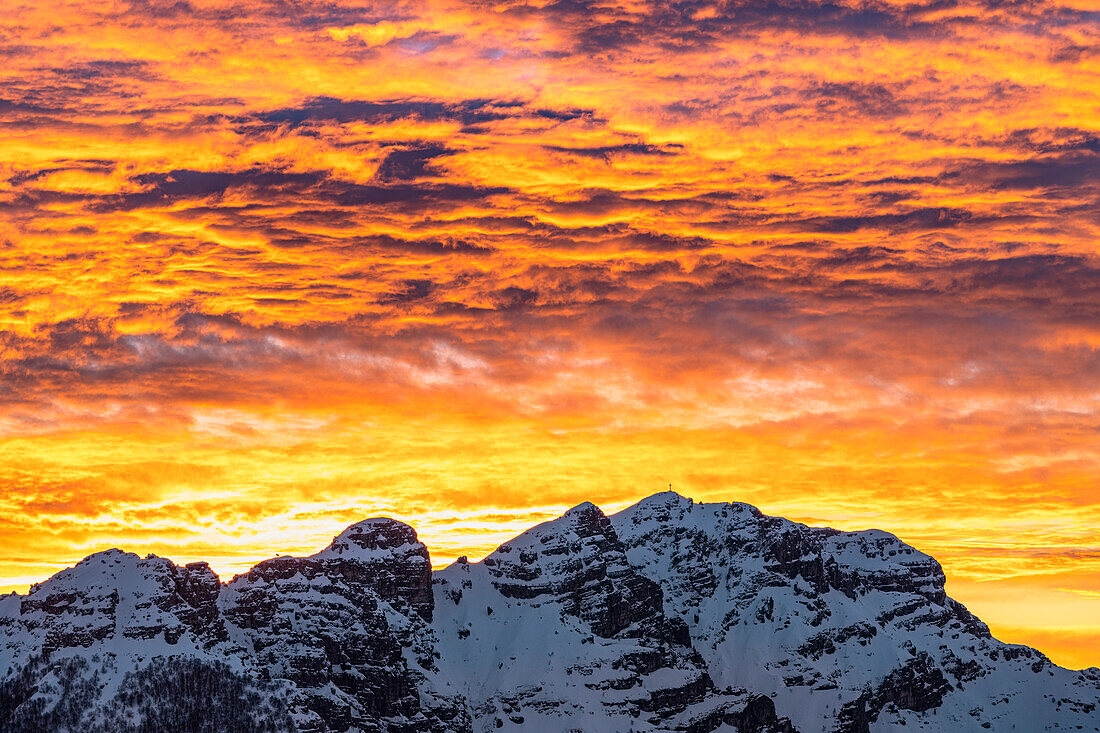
1,492 -> 1098,732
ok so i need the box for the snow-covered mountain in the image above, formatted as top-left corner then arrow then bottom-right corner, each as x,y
2,492 -> 1098,732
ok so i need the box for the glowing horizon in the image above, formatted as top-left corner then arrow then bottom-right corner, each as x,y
2,0 -> 1098,670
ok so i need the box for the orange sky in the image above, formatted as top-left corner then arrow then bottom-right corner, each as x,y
1,0 -> 1098,669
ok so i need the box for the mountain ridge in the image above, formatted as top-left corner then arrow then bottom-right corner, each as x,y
2,491 -> 1098,732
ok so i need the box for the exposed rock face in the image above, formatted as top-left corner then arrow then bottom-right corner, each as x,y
177,562 -> 227,644
2,491 -> 1099,733
9,550 -> 227,654
610,491 -> 1100,732
311,518 -> 435,622
430,501 -> 775,731
221,554 -> 424,732
835,652 -> 953,733
0,520 -> 453,733
480,502 -> 667,637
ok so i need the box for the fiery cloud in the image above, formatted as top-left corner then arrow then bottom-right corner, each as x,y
1,0 -> 1098,669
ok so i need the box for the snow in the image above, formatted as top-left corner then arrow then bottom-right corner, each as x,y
3,491 -> 1099,732
610,492 -> 1100,732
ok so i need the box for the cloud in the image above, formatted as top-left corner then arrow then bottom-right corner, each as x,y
543,142 -> 682,161
244,97 -> 593,133
373,144 -> 453,181
943,152 -> 1100,192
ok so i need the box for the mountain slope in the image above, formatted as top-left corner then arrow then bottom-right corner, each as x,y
1,492 -> 1097,732
611,492 -> 1100,732
429,502 -> 791,732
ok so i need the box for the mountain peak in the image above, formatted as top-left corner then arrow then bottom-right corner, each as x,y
562,499 -> 600,515
638,488 -> 693,508
26,548 -> 176,597
311,516 -> 429,563
75,547 -> 141,567
492,499 -> 615,557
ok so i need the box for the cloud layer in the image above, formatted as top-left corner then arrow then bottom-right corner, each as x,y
1,0 -> 1098,668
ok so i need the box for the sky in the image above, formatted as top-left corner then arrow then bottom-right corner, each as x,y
1,0 -> 1098,669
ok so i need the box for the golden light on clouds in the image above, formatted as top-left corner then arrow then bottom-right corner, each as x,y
1,0 -> 1098,670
